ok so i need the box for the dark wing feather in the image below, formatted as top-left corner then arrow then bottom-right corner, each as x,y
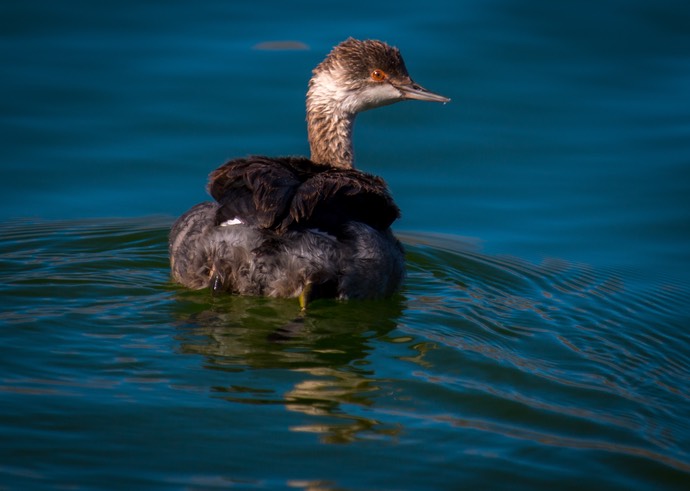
207,156 -> 399,234
287,169 -> 400,233
208,156 -> 308,228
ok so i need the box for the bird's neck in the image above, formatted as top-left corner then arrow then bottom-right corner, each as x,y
306,71 -> 358,169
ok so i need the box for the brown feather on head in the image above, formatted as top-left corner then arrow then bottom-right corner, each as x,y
315,38 -> 410,84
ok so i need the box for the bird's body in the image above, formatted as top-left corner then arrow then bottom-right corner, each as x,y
170,156 -> 405,302
169,38 -> 448,305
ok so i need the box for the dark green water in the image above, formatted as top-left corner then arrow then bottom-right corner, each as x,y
2,1 -> 690,489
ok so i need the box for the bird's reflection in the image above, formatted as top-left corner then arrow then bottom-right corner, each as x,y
172,291 -> 405,443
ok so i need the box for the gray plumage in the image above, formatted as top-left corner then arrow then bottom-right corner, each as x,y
169,38 -> 448,304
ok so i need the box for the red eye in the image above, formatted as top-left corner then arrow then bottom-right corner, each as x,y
371,69 -> 387,82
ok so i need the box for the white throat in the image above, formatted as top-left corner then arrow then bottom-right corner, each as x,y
309,70 -> 402,114
306,69 -> 404,168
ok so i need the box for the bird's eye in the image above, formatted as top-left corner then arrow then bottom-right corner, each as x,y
371,69 -> 387,82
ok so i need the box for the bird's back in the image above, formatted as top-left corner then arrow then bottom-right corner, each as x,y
208,156 -> 400,235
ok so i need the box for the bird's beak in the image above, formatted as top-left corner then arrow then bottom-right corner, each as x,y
397,82 -> 450,103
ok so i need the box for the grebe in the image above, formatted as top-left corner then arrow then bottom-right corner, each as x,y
169,38 -> 449,307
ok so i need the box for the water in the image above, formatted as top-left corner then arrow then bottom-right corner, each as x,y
1,0 -> 689,489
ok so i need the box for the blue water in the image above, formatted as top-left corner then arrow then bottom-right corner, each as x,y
2,1 -> 690,489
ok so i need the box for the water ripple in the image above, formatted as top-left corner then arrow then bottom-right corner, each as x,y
0,219 -> 688,489
400,231 -> 690,475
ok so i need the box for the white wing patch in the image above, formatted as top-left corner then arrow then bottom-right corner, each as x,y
219,218 -> 243,227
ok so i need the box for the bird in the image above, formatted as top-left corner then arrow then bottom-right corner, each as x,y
169,38 -> 449,308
